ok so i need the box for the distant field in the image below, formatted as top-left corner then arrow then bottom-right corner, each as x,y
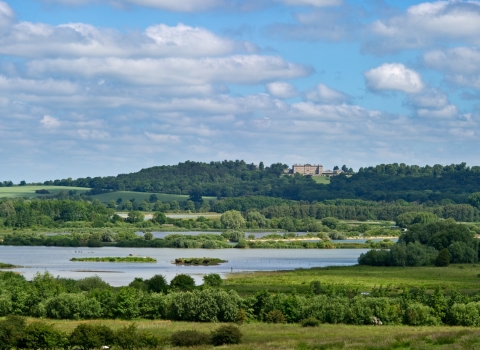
91,191 -> 217,203
0,186 -> 90,198
312,176 -> 330,184
0,186 -> 216,203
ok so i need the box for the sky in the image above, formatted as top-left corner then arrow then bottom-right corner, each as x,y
1,0 -> 480,182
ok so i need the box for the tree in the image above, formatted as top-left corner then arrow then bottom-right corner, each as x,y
203,273 -> 223,288
220,210 -> 245,229
170,274 -> 196,292
19,322 -> 66,350
468,192 -> 480,209
127,211 -> 144,223
435,249 -> 450,266
152,212 -> 167,224
148,194 -> 158,203
185,200 -> 195,212
146,275 -> 169,293
19,180 -> 26,186
259,161 -> 265,171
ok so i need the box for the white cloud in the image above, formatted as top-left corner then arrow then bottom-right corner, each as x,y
407,88 -> 449,109
0,76 -> 78,95
364,1 -> 480,54
40,115 -> 61,128
424,47 -> 480,75
304,83 -> 349,104
266,82 -> 298,99
0,22 -> 242,58
145,132 -> 180,142
417,105 -> 459,119
39,0 -> 222,12
276,0 -> 342,6
364,63 -> 424,94
0,1 -> 14,32
27,56 -> 312,86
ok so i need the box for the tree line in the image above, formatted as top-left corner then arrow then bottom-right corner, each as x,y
2,271 -> 480,328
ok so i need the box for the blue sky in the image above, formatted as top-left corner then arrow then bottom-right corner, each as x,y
1,0 -> 479,182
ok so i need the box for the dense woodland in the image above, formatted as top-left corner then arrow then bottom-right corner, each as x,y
23,161 -> 480,203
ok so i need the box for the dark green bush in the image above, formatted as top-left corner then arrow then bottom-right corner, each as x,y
265,309 -> 287,324
211,324 -> 242,346
235,308 -> 248,324
301,317 -> 320,327
170,330 -> 210,347
435,249 -> 450,267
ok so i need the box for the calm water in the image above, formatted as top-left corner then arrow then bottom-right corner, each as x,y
0,246 -> 366,286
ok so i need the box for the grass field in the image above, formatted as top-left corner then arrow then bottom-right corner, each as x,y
0,186 -> 90,198
312,176 -> 331,185
91,191 -> 217,203
224,264 -> 480,295
15,318 -> 480,349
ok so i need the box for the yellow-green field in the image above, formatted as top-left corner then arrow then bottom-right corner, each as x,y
0,186 -> 90,198
224,264 -> 480,295
13,318 -> 480,350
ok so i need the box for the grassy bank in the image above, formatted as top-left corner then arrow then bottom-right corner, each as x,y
224,264 -> 480,295
12,318 -> 480,350
70,256 -> 157,263
0,186 -> 90,198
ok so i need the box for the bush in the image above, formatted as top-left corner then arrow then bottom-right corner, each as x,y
265,309 -> 286,323
211,324 -> 242,346
404,303 -> 440,326
170,274 -> 196,292
69,324 -> 115,350
301,317 -> 320,327
170,330 -> 210,347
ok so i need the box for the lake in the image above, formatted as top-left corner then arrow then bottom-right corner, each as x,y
0,246 -> 367,286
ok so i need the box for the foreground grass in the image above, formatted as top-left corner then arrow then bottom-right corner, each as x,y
17,318 -> 480,349
224,264 -> 480,295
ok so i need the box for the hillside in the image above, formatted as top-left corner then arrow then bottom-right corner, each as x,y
33,161 -> 480,204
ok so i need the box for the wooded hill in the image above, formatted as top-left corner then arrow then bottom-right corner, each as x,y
39,161 -> 480,204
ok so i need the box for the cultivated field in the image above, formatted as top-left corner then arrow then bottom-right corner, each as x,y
0,186 -> 90,198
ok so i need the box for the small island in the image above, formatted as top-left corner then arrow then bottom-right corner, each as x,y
174,258 -> 227,266
70,257 -> 157,263
0,262 -> 17,268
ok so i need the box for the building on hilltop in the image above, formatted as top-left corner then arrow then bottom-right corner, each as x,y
286,164 -> 343,177
292,164 -> 323,176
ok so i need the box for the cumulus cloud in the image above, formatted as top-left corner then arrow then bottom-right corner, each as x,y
266,82 -> 298,99
39,0 -> 222,12
266,7 -> 359,41
0,76 -> 78,95
40,115 -> 61,128
276,0 -> 342,6
0,22 -> 245,58
417,105 -> 459,119
364,1 -> 480,54
407,88 -> 449,109
27,56 -> 312,86
364,63 -> 424,94
304,83 -> 350,104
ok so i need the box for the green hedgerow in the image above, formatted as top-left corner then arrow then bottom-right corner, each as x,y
170,330 -> 210,347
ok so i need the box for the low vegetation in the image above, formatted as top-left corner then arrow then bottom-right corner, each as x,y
0,262 -> 16,268
70,256 -> 157,263
173,257 -> 227,266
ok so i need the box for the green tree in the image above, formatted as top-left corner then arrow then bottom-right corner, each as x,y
170,274 -> 196,292
435,248 -> 450,267
220,210 -> 245,229
203,273 -> 223,288
69,324 -> 114,350
146,275 -> 169,294
18,322 -> 66,350
144,232 -> 153,241
468,192 -> 480,209
127,211 -> 144,224
152,212 -> 167,224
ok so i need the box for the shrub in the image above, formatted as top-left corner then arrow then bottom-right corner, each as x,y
301,317 -> 320,327
235,308 -> 248,324
203,273 -> 223,288
404,303 -> 440,326
265,309 -> 286,324
170,330 -> 210,347
69,324 -> 115,350
211,324 -> 242,346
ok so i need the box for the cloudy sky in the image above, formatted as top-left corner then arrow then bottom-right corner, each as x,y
1,0 -> 479,182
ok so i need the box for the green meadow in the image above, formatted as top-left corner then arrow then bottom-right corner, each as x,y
312,176 -> 331,185
14,318 -> 480,350
0,186 -> 90,198
224,264 -> 480,295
